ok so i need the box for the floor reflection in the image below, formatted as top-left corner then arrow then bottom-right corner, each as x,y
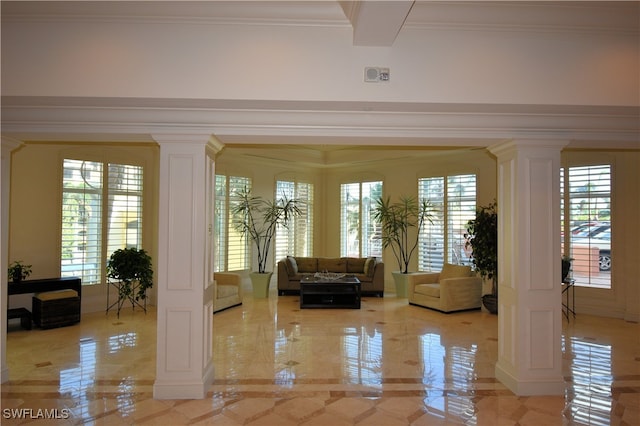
565,336 -> 614,426
3,294 -> 639,425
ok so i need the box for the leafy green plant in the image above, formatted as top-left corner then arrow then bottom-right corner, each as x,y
231,187 -> 301,274
372,195 -> 436,274
465,201 -> 498,295
106,248 -> 154,301
8,260 -> 32,282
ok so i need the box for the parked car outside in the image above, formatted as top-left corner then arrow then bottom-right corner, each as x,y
572,226 -> 611,271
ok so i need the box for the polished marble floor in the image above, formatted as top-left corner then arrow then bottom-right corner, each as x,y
2,290 -> 639,425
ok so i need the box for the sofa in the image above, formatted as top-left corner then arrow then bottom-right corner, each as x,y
277,256 -> 384,297
408,263 -> 482,313
213,272 -> 243,313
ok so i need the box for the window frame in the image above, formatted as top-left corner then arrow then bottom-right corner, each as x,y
274,179 -> 314,266
340,180 -> 383,258
561,163 -> 612,289
61,158 -> 145,286
418,173 -> 477,272
214,174 -> 252,272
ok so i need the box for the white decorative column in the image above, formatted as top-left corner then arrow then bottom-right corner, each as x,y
1,137 -> 22,384
152,134 -> 220,399
489,139 -> 568,396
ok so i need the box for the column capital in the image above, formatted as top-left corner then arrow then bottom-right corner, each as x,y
489,139 -> 570,157
206,135 -> 226,157
1,137 -> 23,158
151,133 -> 212,145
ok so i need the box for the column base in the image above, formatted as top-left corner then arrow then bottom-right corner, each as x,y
153,378 -> 211,399
495,362 -> 565,396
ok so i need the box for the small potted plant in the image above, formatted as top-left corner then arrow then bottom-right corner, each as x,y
106,248 -> 154,314
8,260 -> 32,282
372,195 -> 436,297
231,187 -> 301,298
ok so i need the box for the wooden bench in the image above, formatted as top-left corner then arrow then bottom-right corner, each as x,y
7,307 -> 32,330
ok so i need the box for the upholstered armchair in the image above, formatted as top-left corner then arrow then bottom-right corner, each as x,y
213,272 -> 243,313
408,263 -> 482,313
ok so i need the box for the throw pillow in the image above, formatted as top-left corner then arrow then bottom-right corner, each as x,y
285,256 -> 298,275
439,263 -> 472,281
364,257 -> 376,276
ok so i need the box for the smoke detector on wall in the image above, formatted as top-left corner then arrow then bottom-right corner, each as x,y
364,67 -> 390,82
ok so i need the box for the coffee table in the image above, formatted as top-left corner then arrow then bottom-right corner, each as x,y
299,276 -> 361,309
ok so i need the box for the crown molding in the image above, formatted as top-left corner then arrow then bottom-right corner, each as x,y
1,97 -> 638,149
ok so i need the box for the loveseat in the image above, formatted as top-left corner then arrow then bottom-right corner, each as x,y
277,256 -> 384,297
408,263 -> 482,313
213,272 -> 243,313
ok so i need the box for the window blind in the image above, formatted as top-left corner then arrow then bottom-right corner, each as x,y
340,181 -> 382,258
274,180 -> 314,265
214,175 -> 252,272
61,159 -> 143,285
418,174 -> 476,272
563,164 -> 611,288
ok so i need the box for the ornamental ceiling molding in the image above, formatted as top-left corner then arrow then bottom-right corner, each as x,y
1,97 -> 638,149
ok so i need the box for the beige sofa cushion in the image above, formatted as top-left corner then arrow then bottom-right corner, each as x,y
346,257 -> 365,273
296,257 -> 318,273
217,284 -> 239,299
318,257 -> 347,272
414,283 -> 441,298
439,263 -> 472,280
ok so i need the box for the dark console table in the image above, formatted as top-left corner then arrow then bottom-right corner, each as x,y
300,276 -> 361,309
7,277 -> 82,330
8,277 -> 82,298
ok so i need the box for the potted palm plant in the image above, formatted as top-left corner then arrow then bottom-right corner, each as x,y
106,247 -> 154,316
372,195 -> 435,297
231,187 -> 301,298
465,201 -> 498,314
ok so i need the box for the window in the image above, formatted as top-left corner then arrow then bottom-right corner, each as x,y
61,159 -> 143,285
274,180 -> 314,264
340,181 -> 382,258
562,164 -> 611,289
214,175 -> 252,272
418,174 -> 476,271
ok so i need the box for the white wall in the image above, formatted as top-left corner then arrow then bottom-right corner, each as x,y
1,18 -> 637,106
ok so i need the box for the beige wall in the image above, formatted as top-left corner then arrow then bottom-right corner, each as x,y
8,144 -> 639,320
8,142 -> 159,313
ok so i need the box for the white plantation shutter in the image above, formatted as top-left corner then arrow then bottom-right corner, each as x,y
562,164 -> 611,288
274,180 -> 314,265
418,174 -> 476,272
106,164 -> 143,256
418,177 -> 444,271
61,159 -> 143,285
214,175 -> 252,272
340,181 -> 382,258
446,174 -> 476,266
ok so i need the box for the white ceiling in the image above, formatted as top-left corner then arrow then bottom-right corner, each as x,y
2,1 -> 638,163
3,1 -> 637,46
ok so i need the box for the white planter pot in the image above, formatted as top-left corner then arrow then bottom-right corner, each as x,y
250,272 -> 273,298
392,271 -> 410,298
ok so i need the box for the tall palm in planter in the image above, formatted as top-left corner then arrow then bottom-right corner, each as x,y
231,187 -> 301,298
465,201 -> 498,314
372,195 -> 435,297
